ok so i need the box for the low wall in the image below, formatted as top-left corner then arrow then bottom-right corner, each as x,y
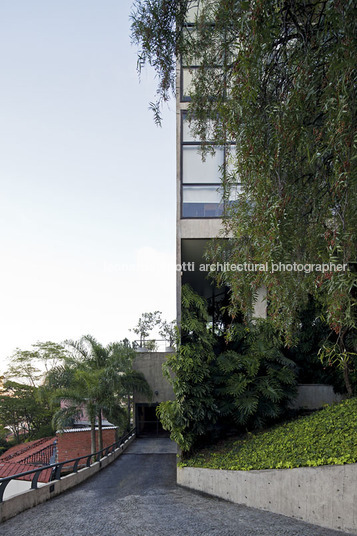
3,480 -> 46,502
177,463 -> 357,534
0,433 -> 135,524
291,384 -> 344,410
57,427 -> 117,462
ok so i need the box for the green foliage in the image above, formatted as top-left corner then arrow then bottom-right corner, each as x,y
5,341 -> 69,386
215,320 -> 297,429
285,297 -> 342,387
131,311 -> 177,349
158,319 -> 177,347
131,0 -> 190,123
48,335 -> 152,449
190,0 -> 357,381
158,286 -> 297,452
0,380 -> 55,443
318,333 -> 357,396
131,311 -> 162,348
0,437 -> 9,456
132,0 -> 357,393
182,398 -> 357,471
157,285 -> 218,455
0,337 -> 150,451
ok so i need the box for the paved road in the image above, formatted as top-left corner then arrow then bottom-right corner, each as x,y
0,439 -> 353,536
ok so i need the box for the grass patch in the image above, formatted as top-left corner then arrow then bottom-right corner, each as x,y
180,398 -> 357,471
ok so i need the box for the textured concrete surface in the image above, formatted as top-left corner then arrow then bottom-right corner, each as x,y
133,353 -> 175,404
178,462 -> 357,534
3,480 -> 46,501
290,384 -> 344,409
0,438 -> 353,536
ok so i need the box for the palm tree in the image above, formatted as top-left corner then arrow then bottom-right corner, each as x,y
47,336 -> 152,454
47,363 -> 103,455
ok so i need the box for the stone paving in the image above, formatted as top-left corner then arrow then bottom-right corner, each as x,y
0,438 -> 353,536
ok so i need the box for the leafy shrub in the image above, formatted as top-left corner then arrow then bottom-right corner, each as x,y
214,320 -> 297,430
158,286 -> 298,454
157,285 -> 218,455
181,398 -> 357,470
0,436 -> 9,456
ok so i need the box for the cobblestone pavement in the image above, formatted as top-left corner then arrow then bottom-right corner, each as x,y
0,439 -> 353,536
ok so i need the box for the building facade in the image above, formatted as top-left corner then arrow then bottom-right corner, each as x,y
176,2 -> 266,326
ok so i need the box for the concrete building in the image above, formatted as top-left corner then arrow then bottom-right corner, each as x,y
132,1 -> 266,434
176,3 -> 266,326
133,352 -> 175,437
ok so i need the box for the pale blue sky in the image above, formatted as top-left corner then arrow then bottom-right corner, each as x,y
0,0 -> 176,371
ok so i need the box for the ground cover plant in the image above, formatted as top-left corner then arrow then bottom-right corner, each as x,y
180,398 -> 357,471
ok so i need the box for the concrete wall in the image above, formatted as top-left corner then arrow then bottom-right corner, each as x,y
3,480 -> 46,501
290,384 -> 344,410
133,352 -> 175,404
178,219 -> 224,240
0,433 -> 135,524
177,463 -> 357,534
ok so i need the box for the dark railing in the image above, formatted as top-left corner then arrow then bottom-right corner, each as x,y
21,441 -> 57,466
133,340 -> 175,352
0,428 -> 136,503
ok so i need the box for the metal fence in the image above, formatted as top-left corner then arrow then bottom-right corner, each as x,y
21,441 -> 57,466
133,340 -> 175,352
0,428 -> 136,503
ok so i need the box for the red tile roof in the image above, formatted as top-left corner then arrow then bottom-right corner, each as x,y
0,437 -> 56,483
0,462 -> 53,482
0,437 -> 55,463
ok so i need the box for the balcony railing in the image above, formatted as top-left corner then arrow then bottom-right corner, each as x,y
133,340 -> 175,352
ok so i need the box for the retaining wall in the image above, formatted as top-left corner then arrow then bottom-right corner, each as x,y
0,433 -> 135,524
291,384 -> 344,410
177,463 -> 357,534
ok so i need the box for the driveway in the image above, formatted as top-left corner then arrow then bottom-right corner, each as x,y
0,438 -> 353,536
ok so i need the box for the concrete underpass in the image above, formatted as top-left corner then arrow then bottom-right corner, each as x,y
0,438 -> 352,536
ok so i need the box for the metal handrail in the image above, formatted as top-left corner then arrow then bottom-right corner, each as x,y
0,427 -> 136,503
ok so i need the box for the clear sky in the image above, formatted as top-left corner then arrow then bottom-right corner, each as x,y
0,0 -> 176,372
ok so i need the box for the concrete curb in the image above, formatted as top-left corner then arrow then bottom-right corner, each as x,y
177,463 -> 357,534
0,434 -> 136,523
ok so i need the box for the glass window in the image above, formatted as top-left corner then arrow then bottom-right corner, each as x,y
182,114 -> 215,143
228,183 -> 243,201
182,67 -> 197,100
180,110 -> 236,219
185,1 -> 200,23
182,145 -> 224,183
185,0 -> 216,23
182,67 -> 223,101
225,151 -> 238,179
182,116 -> 199,142
182,186 -> 223,218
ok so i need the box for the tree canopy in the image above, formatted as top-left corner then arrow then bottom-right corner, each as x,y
131,0 -> 357,390
48,335 -> 152,453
